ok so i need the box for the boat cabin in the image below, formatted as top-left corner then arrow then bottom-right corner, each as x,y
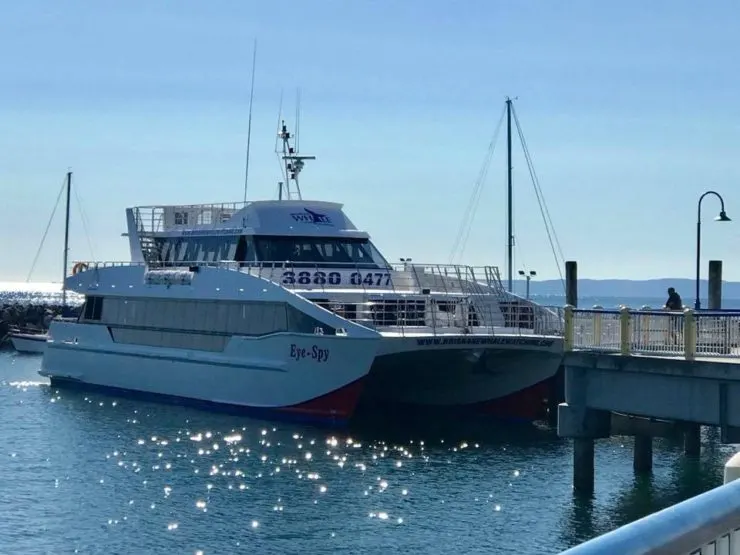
127,200 -> 390,269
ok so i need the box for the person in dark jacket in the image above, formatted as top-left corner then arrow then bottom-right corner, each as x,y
665,287 -> 683,310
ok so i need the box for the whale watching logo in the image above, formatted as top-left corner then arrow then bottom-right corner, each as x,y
290,208 -> 333,225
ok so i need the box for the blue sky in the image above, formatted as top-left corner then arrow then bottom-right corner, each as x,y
2,0 -> 740,283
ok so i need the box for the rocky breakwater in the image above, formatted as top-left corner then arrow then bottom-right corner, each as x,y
0,303 -> 81,346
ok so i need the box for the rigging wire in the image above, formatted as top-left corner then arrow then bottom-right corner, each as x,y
449,105 -> 507,263
512,106 -> 565,263
73,181 -> 96,261
510,104 -> 566,292
26,176 -> 66,282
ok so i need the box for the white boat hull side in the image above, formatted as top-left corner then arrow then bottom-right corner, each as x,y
10,333 -> 49,354
41,321 -> 378,423
361,334 -> 563,419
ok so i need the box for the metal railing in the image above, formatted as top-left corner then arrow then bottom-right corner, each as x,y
69,260 -> 564,339
560,454 -> 740,554
133,202 -> 249,234
565,306 -> 740,359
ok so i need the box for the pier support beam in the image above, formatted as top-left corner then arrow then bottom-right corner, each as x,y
574,439 -> 595,493
611,413 -> 683,438
684,424 -> 701,457
721,426 -> 740,444
550,264 -> 575,429
547,366 -> 565,427
558,403 -> 611,494
709,260 -> 722,310
633,435 -> 653,473
565,261 -> 578,307
558,365 -> 611,493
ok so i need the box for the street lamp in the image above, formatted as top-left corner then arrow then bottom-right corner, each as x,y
518,269 -> 537,300
695,191 -> 731,310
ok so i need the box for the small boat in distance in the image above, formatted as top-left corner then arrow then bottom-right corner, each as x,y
8,328 -> 50,354
10,171 -> 74,354
40,117 -> 564,425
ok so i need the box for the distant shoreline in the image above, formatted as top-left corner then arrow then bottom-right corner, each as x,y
2,279 -> 739,302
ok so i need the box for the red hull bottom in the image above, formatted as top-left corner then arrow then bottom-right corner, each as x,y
355,379 -> 555,424
281,377 -> 367,422
50,376 -> 368,427
473,379 -> 552,422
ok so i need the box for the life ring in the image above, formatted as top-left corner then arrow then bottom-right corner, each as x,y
71,262 -> 89,275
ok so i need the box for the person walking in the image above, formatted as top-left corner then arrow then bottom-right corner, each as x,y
664,287 -> 683,346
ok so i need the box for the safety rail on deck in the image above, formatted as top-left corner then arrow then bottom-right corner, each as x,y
133,203 -> 249,234
565,306 -> 740,359
560,455 -> 740,554
68,260 -> 564,338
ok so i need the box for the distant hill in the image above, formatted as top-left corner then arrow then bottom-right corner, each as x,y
514,278 -> 740,300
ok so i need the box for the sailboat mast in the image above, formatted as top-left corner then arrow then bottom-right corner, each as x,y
506,98 -> 513,292
62,170 -> 71,306
243,39 -> 257,203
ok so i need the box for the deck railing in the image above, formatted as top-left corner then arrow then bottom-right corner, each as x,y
68,260 -> 564,338
133,203 -> 248,234
560,453 -> 740,554
565,306 -> 740,359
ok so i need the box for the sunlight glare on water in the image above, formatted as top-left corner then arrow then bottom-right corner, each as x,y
0,350 -> 734,554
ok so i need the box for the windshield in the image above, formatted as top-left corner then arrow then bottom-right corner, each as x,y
254,236 -> 388,268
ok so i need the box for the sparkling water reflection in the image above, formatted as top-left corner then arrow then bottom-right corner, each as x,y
0,350 -> 734,554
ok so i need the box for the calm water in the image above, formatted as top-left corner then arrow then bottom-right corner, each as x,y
0,351 -> 735,555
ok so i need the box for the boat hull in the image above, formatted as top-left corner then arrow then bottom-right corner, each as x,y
41,321 -> 378,425
10,332 -> 49,354
360,334 -> 563,422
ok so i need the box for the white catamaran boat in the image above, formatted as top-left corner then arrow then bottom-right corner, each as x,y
40,119 -> 564,424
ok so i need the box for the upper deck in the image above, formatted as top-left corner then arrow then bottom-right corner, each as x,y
131,200 -> 370,239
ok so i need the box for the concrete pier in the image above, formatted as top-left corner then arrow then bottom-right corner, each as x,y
557,259 -> 740,493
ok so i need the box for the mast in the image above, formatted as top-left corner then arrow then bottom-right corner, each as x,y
243,39 -> 257,203
506,97 -> 513,292
278,120 -> 315,200
62,170 -> 72,306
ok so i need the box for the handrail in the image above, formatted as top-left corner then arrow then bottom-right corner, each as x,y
565,306 -> 740,359
560,478 -> 740,554
574,307 -> 740,316
560,456 -> 740,554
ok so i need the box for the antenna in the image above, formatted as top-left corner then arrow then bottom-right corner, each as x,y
274,89 -> 285,198
242,39 -> 257,203
278,118 -> 315,200
295,88 -> 301,153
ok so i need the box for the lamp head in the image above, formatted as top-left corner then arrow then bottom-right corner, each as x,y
715,210 -> 732,222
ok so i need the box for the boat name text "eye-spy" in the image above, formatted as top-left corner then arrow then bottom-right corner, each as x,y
290,344 -> 330,363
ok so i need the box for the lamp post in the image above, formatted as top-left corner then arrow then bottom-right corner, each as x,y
695,191 -> 731,310
518,269 -> 537,300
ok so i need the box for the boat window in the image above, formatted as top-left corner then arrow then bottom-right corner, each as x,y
253,236 -> 389,268
152,236 -> 243,264
85,297 -> 335,337
82,296 -> 104,321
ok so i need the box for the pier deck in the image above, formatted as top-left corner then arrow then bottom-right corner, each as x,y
557,306 -> 740,493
